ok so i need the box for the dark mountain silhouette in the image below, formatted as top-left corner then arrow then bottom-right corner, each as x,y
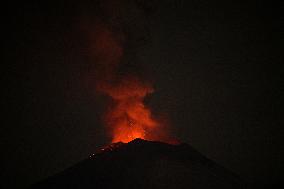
30,139 -> 245,189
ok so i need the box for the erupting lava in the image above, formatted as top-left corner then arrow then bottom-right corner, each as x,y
86,3 -> 170,143
99,77 -> 159,143
90,22 -> 164,143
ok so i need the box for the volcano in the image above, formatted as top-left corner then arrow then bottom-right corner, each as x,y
30,139 -> 245,189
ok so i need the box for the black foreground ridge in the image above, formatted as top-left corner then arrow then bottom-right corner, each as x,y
30,138 -> 245,189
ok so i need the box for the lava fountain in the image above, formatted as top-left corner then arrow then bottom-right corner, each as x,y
86,2 -> 171,143
91,22 -> 162,143
98,77 -> 159,143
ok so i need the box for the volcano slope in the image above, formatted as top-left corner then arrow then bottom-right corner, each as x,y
30,138 -> 245,189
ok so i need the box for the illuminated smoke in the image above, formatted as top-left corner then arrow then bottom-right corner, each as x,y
85,0 -> 173,143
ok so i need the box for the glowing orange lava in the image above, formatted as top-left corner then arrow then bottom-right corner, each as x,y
99,77 -> 159,143
89,18 -> 169,143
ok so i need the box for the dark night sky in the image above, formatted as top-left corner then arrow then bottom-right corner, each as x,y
2,0 -> 283,188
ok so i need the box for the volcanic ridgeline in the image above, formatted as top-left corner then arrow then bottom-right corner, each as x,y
30,138 -> 245,189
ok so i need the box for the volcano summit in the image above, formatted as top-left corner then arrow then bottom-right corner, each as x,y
30,139 -> 245,189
